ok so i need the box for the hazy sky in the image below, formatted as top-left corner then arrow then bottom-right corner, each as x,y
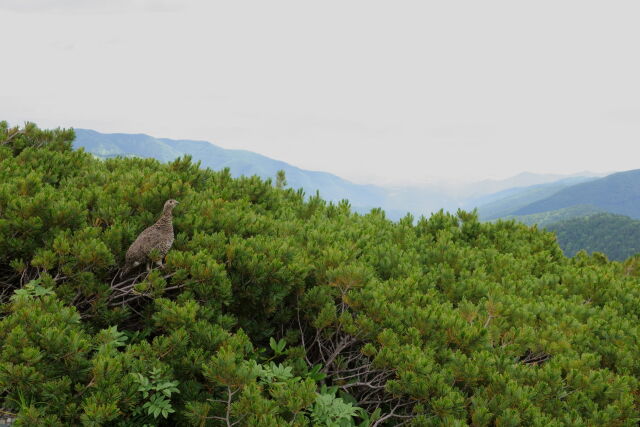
1,0 -> 639,185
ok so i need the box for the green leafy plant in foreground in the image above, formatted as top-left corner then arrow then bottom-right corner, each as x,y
133,368 -> 180,420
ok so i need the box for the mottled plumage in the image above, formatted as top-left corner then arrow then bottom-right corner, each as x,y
121,199 -> 179,276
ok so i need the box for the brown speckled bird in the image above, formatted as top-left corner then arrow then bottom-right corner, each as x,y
121,199 -> 179,276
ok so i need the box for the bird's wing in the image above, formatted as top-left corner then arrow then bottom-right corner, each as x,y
126,226 -> 164,259
140,227 -> 167,249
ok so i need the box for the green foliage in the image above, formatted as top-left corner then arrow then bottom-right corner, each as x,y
546,212 -> 640,261
133,368 -> 180,419
311,387 -> 360,427
275,170 -> 288,190
1,122 -> 640,425
501,204 -> 604,227
189,337 -> 364,426
12,279 -> 55,299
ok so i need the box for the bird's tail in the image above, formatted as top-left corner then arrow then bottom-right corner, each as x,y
120,263 -> 132,278
120,260 -> 141,278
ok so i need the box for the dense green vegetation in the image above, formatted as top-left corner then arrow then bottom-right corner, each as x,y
513,169 -> 640,219
2,122 -> 640,425
546,213 -> 640,261
493,208 -> 640,262
501,205 -> 604,227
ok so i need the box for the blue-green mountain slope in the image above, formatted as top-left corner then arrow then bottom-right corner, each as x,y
474,177 -> 598,221
513,169 -> 640,219
500,205 -> 605,227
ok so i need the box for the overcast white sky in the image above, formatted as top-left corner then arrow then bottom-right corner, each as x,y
1,0 -> 639,184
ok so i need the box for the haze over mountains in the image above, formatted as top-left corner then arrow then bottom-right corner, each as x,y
72,128 -> 640,261
73,129 -> 604,218
512,169 -> 640,219
74,128 -> 388,212
475,169 -> 640,261
474,178 -> 600,221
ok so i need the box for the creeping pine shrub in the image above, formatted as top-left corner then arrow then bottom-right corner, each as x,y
0,284 -> 366,426
1,122 -> 640,425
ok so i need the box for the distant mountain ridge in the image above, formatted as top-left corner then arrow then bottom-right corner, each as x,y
473,168 -> 640,261
513,169 -> 640,219
464,171 -> 600,200
473,177 -> 598,220
73,128 -> 609,221
76,129 -> 477,219
74,128 -> 386,212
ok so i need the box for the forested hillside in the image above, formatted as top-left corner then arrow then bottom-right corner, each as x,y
546,213 -> 640,261
1,122 -> 640,425
475,171 -> 640,261
502,205 -> 605,227
513,169 -> 640,219
475,179 -> 597,221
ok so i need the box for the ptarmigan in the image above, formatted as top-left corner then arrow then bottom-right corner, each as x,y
121,199 -> 179,276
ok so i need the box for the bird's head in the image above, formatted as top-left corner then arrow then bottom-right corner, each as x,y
163,199 -> 180,214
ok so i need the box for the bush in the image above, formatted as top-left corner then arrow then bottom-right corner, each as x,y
0,122 -> 639,425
